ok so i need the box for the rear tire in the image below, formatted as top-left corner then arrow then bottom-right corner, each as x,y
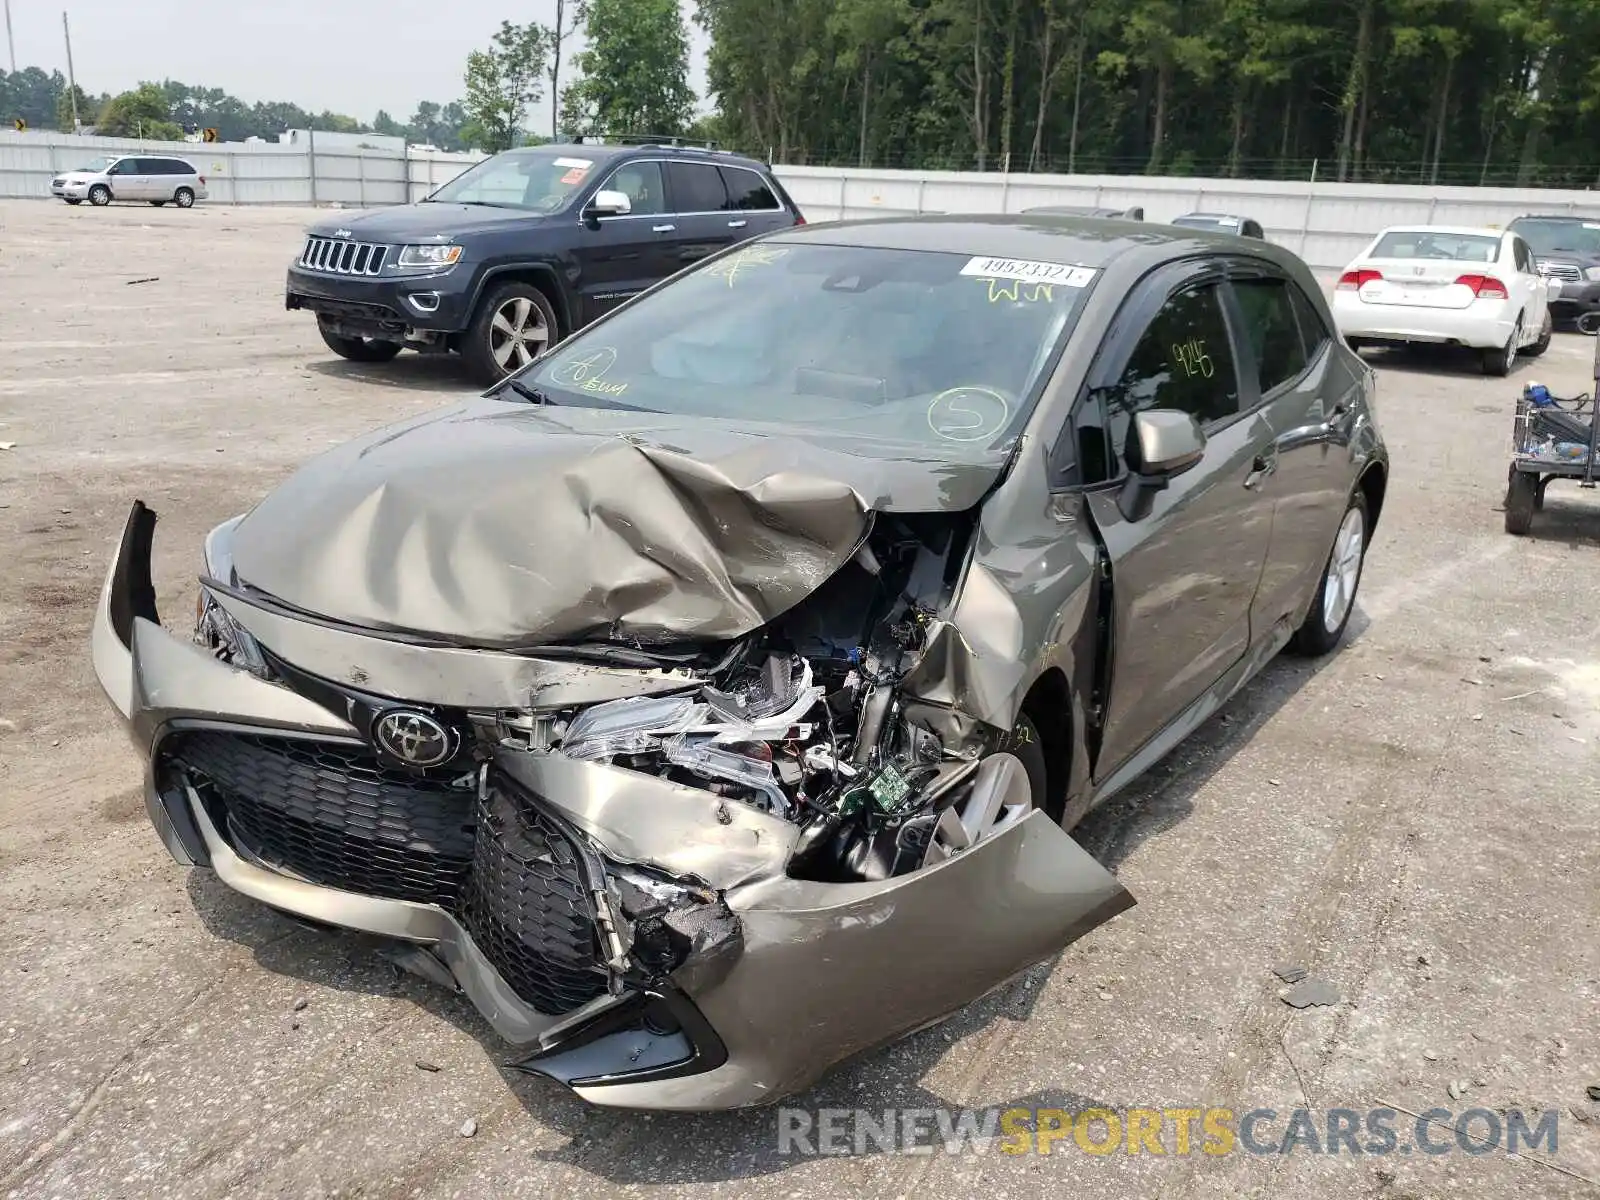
317,320 -> 403,364
1289,491 -> 1369,656
461,281 -> 558,385
174,187 -> 195,208
1505,470 -> 1537,535
1482,318 -> 1521,377
88,185 -> 110,207
63,198 -> 82,205
149,200 -> 166,207
1527,309 -> 1552,357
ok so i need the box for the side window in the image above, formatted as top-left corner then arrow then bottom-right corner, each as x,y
666,162 -> 729,214
106,158 -> 131,175
600,160 -> 666,216
133,158 -> 161,174
165,160 -> 191,175
1105,283 -> 1240,461
1229,278 -> 1309,394
1287,284 -> 1331,359
1515,238 -> 1534,273
719,166 -> 779,211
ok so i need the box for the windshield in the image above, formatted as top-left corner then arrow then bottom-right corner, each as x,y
1371,230 -> 1501,263
75,156 -> 116,173
426,149 -> 600,212
521,242 -> 1096,452
1510,218 -> 1600,256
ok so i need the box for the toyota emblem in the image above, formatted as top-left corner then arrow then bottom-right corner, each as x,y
373,710 -> 454,767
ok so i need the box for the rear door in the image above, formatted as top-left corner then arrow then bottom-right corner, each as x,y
662,160 -> 738,269
1227,271 -> 1352,632
1082,266 -> 1277,778
572,159 -> 678,324
1511,236 -> 1553,336
718,164 -> 794,243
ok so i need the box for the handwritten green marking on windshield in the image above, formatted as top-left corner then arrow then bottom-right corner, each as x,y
703,245 -> 790,288
972,278 -> 1056,304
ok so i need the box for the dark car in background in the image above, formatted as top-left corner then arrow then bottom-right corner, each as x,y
285,141 -> 804,381
1171,212 -> 1265,239
1508,213 -> 1600,328
99,215 -> 1385,1110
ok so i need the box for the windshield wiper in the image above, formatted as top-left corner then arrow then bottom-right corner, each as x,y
493,377 -> 556,405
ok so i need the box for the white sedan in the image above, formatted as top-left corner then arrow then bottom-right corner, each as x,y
1333,225 -> 1555,375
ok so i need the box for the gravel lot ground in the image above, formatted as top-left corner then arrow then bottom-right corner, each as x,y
1,200 -> 1597,1200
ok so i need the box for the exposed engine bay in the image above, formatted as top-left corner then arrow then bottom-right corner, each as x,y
461,511 -> 1011,884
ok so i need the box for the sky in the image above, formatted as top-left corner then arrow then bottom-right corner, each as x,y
3,0 -> 712,127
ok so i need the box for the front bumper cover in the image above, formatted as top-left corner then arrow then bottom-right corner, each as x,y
92,502 -> 1135,1110
285,263 -> 471,335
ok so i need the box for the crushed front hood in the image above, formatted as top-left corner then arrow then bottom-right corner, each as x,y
228,401 -> 1009,646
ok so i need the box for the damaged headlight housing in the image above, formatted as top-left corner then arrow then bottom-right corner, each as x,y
194,588 -> 268,678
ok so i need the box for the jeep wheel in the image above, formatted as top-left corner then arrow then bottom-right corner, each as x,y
88,185 -> 111,207
318,320 -> 403,364
174,187 -> 196,209
463,282 -> 557,384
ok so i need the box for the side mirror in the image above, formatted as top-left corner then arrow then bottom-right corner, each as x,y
1117,410 -> 1206,521
587,189 -> 632,218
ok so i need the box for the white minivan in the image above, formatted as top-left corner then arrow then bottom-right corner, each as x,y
51,154 -> 209,209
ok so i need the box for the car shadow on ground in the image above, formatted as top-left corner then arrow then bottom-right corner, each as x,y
181,617 -> 1361,1184
305,354 -> 486,393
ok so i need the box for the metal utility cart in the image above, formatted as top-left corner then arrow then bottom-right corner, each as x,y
1505,332 -> 1600,535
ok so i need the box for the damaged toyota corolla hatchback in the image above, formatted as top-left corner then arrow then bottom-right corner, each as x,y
92,215 -> 1386,1110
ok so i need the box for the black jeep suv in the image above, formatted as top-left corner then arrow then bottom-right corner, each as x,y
1507,214 -> 1600,327
286,142 -> 803,382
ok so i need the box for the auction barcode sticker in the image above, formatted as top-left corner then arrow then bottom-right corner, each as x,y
960,257 -> 1098,287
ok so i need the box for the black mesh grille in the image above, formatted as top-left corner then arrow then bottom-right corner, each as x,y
162,731 -> 607,1015
458,786 -> 608,1014
167,732 -> 475,906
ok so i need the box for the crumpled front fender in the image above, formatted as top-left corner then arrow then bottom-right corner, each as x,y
573,757 -> 1135,1110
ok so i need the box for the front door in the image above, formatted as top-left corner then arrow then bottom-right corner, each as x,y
106,158 -> 145,200
1085,279 -> 1277,778
573,160 -> 677,324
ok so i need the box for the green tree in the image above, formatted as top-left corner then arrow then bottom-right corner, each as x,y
463,20 -> 550,152
563,0 -> 695,137
97,83 -> 183,139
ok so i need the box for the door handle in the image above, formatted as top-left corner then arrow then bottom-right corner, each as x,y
1243,453 -> 1277,489
652,223 -> 676,233
728,219 -> 747,229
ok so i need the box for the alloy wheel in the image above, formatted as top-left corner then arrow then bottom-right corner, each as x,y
1322,506 -> 1366,633
489,296 -> 550,371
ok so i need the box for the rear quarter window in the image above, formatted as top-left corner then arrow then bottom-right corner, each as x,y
719,166 -> 780,211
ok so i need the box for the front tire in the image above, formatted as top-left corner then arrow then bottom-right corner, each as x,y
1482,318 -> 1521,377
317,320 -> 403,364
1505,470 -> 1537,535
1289,491 -> 1369,656
88,185 -> 111,207
149,200 -> 166,207
173,187 -> 195,208
63,197 -> 82,205
461,282 -> 558,384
